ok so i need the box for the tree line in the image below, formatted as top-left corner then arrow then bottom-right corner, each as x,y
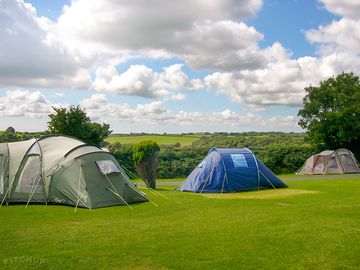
108,134 -> 315,178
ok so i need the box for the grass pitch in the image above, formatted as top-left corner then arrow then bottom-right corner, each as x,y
201,188 -> 319,199
1,178 -> 360,269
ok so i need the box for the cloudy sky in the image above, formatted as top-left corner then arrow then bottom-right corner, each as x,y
0,0 -> 359,133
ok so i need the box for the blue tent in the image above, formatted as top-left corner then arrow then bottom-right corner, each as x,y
178,148 -> 287,193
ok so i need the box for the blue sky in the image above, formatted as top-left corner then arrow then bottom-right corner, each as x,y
0,0 -> 359,133
248,1 -> 338,57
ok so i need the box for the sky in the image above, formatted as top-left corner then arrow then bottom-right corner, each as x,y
0,0 -> 359,133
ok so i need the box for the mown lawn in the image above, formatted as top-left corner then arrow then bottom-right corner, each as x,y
1,178 -> 360,269
105,135 -> 202,146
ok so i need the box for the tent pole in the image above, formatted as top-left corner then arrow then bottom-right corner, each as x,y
217,151 -> 229,192
0,175 -> 15,207
200,167 -> 213,193
1,157 -> 9,202
349,150 -> 360,171
221,165 -> 229,193
324,151 -> 335,174
106,187 -> 133,210
121,165 -> 166,200
4,143 -> 10,205
74,190 -> 87,213
120,165 -> 133,177
313,155 -> 319,172
323,152 -> 333,174
43,156 -> 65,179
104,174 -> 133,210
120,165 -> 139,180
221,173 -> 227,194
1,144 -> 11,207
112,165 -> 158,205
37,142 -> 48,205
259,170 -> 277,190
145,187 -> 169,200
324,152 -> 334,174
74,166 -> 86,212
25,171 -> 43,208
25,159 -> 47,208
253,155 -> 260,190
220,177 -> 225,193
121,168 -> 137,182
335,150 -> 345,174
127,184 -> 159,207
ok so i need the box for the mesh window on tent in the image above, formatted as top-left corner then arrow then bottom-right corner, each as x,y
327,156 -> 338,168
230,154 -> 248,168
96,160 -> 120,175
15,156 -> 43,193
339,154 -> 356,168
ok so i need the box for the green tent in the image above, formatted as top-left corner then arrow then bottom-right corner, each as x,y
0,136 -> 147,208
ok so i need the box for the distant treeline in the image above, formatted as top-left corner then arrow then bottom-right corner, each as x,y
0,127 -> 45,143
0,129 -> 320,177
109,133 -> 317,178
110,131 -> 304,137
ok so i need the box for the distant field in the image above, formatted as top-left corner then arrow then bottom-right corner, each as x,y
105,135 -> 202,146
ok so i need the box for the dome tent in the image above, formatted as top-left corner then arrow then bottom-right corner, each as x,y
0,136 -> 147,208
178,148 -> 287,193
297,148 -> 360,175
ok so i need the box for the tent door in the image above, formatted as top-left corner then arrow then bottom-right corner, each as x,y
11,154 -> 46,203
81,162 -> 127,208
0,155 -> 3,195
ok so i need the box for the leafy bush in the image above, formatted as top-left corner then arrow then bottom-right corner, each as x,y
133,140 -> 160,188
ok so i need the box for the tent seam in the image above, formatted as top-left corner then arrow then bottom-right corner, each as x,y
244,147 -> 260,190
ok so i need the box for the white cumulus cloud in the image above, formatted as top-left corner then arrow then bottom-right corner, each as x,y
0,90 -> 299,131
0,0 -> 91,88
92,64 -> 202,100
320,0 -> 360,19
80,94 -> 299,130
48,0 -> 266,72
0,90 -> 53,117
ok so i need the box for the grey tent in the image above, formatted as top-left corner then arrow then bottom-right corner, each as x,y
0,136 -> 147,208
297,148 -> 360,175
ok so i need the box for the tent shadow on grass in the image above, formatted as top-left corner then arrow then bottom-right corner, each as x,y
200,189 -> 319,200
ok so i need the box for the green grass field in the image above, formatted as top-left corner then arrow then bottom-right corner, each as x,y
105,135 -> 202,146
1,178 -> 360,269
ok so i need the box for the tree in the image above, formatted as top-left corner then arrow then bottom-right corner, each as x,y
5,126 -> 15,133
133,140 -> 160,189
298,72 -> 360,157
109,143 -> 135,176
48,106 -> 112,146
0,126 -> 18,142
